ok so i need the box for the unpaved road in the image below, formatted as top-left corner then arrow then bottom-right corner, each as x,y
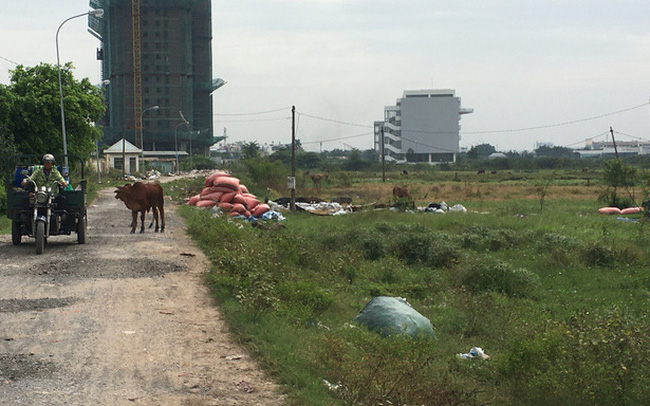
0,187 -> 285,405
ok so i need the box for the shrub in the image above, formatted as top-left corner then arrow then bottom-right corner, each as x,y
456,258 -> 539,298
276,280 -> 333,323
320,329 -> 479,406
496,308 -> 650,405
358,232 -> 387,261
582,243 -> 616,267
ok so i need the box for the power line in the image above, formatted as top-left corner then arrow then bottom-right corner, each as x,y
0,55 -> 20,65
214,117 -> 290,123
213,106 -> 291,116
462,102 -> 650,134
613,130 -> 650,142
297,112 -> 374,129
298,102 -> 649,136
302,131 -> 374,145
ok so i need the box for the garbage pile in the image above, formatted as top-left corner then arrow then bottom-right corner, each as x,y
187,171 -> 271,218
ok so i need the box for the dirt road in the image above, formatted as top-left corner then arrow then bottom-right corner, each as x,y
0,187 -> 285,405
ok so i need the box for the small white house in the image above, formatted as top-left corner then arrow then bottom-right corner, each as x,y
104,139 -> 142,174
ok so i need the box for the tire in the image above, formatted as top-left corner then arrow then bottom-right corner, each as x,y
11,220 -> 22,245
36,221 -> 45,255
77,212 -> 86,244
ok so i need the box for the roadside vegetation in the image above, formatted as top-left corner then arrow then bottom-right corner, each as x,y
171,162 -> 650,406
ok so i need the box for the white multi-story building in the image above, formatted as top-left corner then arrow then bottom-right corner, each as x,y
375,89 -> 473,164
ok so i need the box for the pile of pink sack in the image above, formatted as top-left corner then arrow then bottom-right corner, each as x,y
598,206 -> 644,215
187,171 -> 270,218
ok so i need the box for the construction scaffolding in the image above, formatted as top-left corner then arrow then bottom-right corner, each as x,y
88,0 -> 224,156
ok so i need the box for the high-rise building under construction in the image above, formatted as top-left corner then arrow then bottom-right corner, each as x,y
88,0 -> 225,157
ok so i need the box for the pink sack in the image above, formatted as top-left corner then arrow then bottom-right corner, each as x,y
232,194 -> 247,206
218,202 -> 233,212
252,203 -> 271,217
621,207 -> 643,215
188,194 -> 200,205
220,192 -> 236,203
598,207 -> 621,215
205,171 -> 229,186
201,192 -> 223,202
213,176 -> 240,190
232,203 -> 247,213
244,197 -> 259,210
196,200 -> 216,208
239,184 -> 249,194
200,186 -> 221,197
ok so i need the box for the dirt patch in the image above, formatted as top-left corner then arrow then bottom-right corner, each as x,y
0,354 -> 56,381
0,297 -> 76,313
0,187 -> 286,405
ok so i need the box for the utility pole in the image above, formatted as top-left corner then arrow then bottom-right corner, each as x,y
121,127 -> 126,179
290,106 -> 296,212
381,125 -> 386,182
610,127 -> 619,159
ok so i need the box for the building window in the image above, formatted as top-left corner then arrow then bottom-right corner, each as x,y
114,157 -> 123,170
129,157 -> 137,172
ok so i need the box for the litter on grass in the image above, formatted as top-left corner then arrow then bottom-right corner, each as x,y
458,347 -> 490,360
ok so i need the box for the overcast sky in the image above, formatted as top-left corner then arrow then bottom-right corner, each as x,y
2,0 -> 650,152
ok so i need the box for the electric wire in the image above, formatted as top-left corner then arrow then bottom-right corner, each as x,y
0,55 -> 20,65
301,131 -> 374,145
213,106 -> 291,116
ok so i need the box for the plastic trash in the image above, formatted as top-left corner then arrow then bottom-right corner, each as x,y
353,296 -> 435,338
449,204 -> 467,213
458,347 -> 490,360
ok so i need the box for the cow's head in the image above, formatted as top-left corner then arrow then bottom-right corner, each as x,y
114,184 -> 132,200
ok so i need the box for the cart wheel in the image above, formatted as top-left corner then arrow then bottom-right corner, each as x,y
77,212 -> 86,244
11,220 -> 22,245
36,221 -> 45,254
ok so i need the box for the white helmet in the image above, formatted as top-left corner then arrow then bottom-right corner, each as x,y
42,154 -> 55,163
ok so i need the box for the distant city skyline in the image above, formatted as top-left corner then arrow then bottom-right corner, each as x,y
1,1 -> 649,152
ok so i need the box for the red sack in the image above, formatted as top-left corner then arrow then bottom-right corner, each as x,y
218,202 -> 233,212
242,192 -> 258,199
252,203 -> 270,217
220,192 -> 236,203
232,194 -> 247,206
244,197 -> 259,210
598,207 -> 621,215
200,186 -> 221,197
188,194 -> 200,205
196,200 -> 216,208
205,171 -> 230,186
621,207 -> 643,215
213,176 -> 240,190
232,203 -> 247,213
239,184 -> 249,194
201,192 -> 223,202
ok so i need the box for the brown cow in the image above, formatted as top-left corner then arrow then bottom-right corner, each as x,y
392,186 -> 411,199
310,173 -> 329,191
114,182 -> 165,233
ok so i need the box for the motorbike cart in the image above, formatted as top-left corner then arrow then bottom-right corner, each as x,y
5,155 -> 87,254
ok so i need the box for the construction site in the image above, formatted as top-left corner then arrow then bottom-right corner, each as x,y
88,0 -> 226,166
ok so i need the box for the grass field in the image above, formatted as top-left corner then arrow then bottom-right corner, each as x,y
174,173 -> 650,406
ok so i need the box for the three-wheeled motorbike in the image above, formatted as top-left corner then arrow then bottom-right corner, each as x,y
5,155 -> 87,254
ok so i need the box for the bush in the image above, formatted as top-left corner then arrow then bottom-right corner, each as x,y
496,308 -> 650,405
320,329 -> 479,406
456,258 -> 539,298
393,233 -> 461,268
276,280 -> 333,323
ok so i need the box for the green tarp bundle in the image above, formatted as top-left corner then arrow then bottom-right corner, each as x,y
353,296 -> 435,338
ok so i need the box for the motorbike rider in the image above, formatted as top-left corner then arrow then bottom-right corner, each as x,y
22,154 -> 68,189
21,154 -> 69,209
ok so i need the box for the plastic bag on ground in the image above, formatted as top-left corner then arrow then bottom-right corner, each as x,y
353,296 -> 435,338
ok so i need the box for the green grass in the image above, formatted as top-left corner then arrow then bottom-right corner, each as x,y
179,194 -> 650,405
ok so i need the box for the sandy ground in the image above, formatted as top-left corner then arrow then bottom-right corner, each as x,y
0,186 -> 286,405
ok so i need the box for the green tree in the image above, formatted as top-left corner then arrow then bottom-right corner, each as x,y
535,145 -> 575,158
600,159 -> 638,207
468,143 -> 496,159
241,141 -> 261,160
5,63 -> 105,159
